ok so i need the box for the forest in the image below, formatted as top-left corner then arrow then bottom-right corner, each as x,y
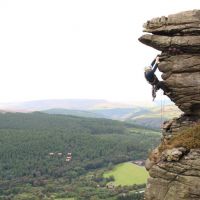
0,112 -> 160,199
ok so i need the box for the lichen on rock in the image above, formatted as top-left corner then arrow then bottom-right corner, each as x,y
139,10 -> 200,200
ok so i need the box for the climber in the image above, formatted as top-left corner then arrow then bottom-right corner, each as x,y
144,56 -> 169,100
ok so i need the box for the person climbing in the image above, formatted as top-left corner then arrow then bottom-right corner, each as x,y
144,56 -> 169,100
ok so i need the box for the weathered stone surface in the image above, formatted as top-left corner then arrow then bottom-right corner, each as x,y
143,10 -> 200,35
161,147 -> 187,162
139,10 -> 200,115
158,55 -> 200,73
139,34 -> 200,53
145,158 -> 155,171
139,10 -> 200,200
162,108 -> 200,139
145,150 -> 200,200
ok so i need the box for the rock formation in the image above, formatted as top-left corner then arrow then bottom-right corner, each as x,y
139,10 -> 200,200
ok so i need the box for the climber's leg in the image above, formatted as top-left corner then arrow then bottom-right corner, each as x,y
152,85 -> 156,101
157,81 -> 171,95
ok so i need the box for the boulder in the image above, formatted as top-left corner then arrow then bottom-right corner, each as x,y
161,147 -> 187,162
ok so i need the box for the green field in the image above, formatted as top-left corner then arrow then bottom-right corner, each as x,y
104,162 -> 149,186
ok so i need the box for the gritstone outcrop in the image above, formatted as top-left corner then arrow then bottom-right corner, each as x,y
139,10 -> 200,200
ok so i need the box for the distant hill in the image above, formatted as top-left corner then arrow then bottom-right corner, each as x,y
42,104 -> 181,130
0,99 -> 130,111
43,107 -> 151,120
92,107 -> 151,120
43,108 -> 105,118
0,112 -> 130,134
1,99 -> 107,111
126,104 -> 182,129
0,98 -> 172,111
0,98 -> 182,129
92,105 -> 181,129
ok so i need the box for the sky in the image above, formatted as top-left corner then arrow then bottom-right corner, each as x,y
0,0 -> 199,104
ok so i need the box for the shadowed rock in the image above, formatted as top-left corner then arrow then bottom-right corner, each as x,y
139,34 -> 200,53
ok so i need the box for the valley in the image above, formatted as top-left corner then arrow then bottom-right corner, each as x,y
0,112 -> 159,200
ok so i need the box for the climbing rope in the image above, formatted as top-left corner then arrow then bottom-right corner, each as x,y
160,92 -> 165,131
160,93 -> 163,130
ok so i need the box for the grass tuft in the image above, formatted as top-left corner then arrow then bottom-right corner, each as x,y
149,123 -> 200,162
159,123 -> 200,151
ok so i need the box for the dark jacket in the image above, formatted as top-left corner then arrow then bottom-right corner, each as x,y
144,59 -> 158,84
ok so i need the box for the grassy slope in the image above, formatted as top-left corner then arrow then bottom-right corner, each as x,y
103,162 -> 149,186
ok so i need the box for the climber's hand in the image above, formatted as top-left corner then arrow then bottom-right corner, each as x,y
156,56 -> 160,63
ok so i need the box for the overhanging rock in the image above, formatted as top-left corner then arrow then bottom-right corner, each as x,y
139,10 -> 200,116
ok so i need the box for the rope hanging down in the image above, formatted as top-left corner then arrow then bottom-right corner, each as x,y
160,93 -> 165,131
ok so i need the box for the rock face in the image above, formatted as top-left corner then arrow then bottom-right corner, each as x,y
145,149 -> 200,200
139,10 -> 200,116
139,10 -> 200,200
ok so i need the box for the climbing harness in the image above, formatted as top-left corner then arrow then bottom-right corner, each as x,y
146,75 -> 159,101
